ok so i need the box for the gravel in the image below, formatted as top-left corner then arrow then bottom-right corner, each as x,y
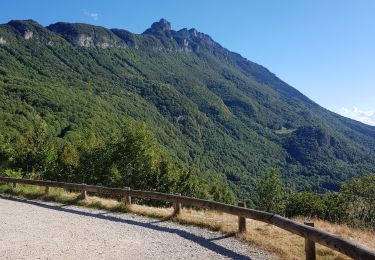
0,197 -> 276,260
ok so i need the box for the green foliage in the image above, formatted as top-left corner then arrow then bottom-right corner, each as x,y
337,175 -> 375,228
0,117 -> 236,204
285,192 -> 327,218
254,168 -> 285,214
284,175 -> 375,230
1,168 -> 22,178
209,180 -> 237,204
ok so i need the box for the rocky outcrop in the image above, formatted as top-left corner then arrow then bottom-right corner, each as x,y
5,20 -> 62,45
77,34 -> 93,47
2,18 -> 222,53
24,30 -> 33,40
150,18 -> 171,32
47,22 -> 126,48
142,19 -> 221,53
8,20 -> 38,40
0,37 -> 6,45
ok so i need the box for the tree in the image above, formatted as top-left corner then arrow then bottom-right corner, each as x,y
13,117 -> 57,177
338,174 -> 375,229
53,143 -> 80,182
209,179 -> 236,204
175,169 -> 207,198
255,168 -> 285,214
285,192 -> 327,218
107,122 -> 159,189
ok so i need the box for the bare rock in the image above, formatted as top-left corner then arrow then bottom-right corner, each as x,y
24,30 -> 33,40
0,37 -> 6,45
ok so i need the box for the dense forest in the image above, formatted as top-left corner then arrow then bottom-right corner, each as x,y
0,19 -> 375,204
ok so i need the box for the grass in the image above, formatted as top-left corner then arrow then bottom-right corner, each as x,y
1,184 -> 374,259
0,184 -> 128,212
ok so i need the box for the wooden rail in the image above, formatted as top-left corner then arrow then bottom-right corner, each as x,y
1,176 -> 374,260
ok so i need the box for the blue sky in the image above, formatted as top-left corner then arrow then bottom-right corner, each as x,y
1,0 -> 375,125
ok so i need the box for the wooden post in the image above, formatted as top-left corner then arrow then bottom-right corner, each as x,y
173,193 -> 181,216
123,187 -> 131,205
80,184 -> 87,200
238,201 -> 246,233
304,222 -> 316,260
45,186 -> 49,194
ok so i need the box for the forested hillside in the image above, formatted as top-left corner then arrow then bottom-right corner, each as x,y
0,19 -> 374,201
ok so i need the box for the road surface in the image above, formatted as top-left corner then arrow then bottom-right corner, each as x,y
0,196 -> 275,259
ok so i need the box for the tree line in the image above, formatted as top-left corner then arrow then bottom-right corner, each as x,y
254,168 -> 375,230
1,115 -> 374,229
0,118 -> 236,204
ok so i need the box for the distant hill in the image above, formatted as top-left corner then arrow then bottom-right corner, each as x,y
1,18 -> 374,199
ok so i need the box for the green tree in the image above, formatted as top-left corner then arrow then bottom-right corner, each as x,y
13,117 -> 57,177
107,122 -> 159,189
209,180 -> 236,204
51,142 -> 81,182
322,192 -> 346,224
338,175 -> 375,229
255,168 -> 285,214
285,192 -> 327,218
174,169 -> 209,198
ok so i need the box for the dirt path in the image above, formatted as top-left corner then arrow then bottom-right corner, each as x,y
0,197 -> 275,259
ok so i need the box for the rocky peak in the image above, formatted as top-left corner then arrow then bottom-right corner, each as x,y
141,19 -> 220,52
151,18 -> 171,32
143,18 -> 173,35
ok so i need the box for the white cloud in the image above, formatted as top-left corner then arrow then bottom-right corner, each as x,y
85,11 -> 99,20
340,106 -> 375,126
89,13 -> 99,21
90,13 -> 99,20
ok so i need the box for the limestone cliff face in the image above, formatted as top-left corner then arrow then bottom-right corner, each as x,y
3,19 -> 222,53
8,20 -> 37,41
5,20 -> 62,45
48,18 -> 221,52
23,30 -> 33,40
47,22 -> 126,48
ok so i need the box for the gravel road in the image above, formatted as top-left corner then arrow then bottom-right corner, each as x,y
0,196 -> 275,260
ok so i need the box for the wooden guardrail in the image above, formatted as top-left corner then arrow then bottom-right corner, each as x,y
1,176 -> 374,260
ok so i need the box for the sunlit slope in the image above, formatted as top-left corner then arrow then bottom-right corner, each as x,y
0,19 -> 374,198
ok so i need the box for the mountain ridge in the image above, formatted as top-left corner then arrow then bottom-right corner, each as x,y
0,18 -> 356,110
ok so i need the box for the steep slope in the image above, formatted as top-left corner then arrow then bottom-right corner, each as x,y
0,19 -> 374,199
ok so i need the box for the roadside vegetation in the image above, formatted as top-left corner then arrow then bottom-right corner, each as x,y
0,121 -> 235,205
1,172 -> 375,259
254,169 -> 375,231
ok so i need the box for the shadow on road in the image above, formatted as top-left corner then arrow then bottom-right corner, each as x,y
0,196 -> 251,259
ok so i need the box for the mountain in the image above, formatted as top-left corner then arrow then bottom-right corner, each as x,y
0,19 -> 374,199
